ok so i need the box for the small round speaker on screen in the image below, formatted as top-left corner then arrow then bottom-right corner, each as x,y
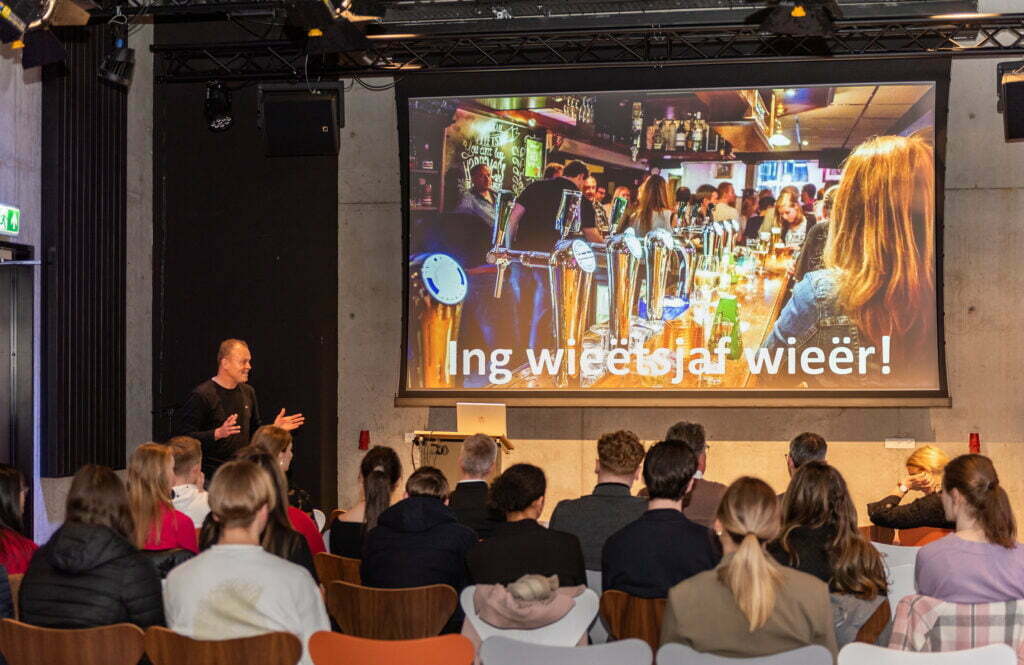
258,82 -> 344,157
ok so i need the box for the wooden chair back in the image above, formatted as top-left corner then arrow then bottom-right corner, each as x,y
8,573 -> 22,620
326,509 -> 345,532
144,626 -> 302,665
855,599 -> 892,644
859,525 -> 895,544
314,552 -> 361,585
0,619 -> 144,665
308,631 -> 473,665
599,590 -> 667,651
897,527 -> 951,546
324,581 -> 457,640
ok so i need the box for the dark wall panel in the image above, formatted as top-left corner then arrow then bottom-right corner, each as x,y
153,23 -> 339,508
41,26 -> 127,476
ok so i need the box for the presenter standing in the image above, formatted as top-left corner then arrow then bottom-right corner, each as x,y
172,339 -> 304,478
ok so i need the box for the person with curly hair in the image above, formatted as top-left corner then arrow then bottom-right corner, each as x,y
467,464 -> 585,586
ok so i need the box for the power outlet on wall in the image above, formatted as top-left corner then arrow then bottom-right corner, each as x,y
885,438 -> 916,449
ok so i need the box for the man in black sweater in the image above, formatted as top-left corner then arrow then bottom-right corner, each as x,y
172,339 -> 304,478
602,440 -> 720,598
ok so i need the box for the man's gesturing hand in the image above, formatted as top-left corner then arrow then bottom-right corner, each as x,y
214,413 -> 241,440
274,408 -> 305,431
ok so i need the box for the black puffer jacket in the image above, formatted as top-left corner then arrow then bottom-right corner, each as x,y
19,523 -> 164,629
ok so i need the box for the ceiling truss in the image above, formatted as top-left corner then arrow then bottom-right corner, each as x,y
151,13 -> 1024,83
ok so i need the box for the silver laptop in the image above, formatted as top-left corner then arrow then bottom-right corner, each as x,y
456,402 -> 507,437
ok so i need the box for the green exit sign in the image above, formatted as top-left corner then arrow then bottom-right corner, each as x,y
0,204 -> 20,236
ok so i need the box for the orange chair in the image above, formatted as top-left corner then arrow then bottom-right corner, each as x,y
599,589 -> 666,651
314,552 -> 362,585
144,626 -> 302,665
308,631 -> 473,665
0,619 -> 144,665
325,581 -> 457,640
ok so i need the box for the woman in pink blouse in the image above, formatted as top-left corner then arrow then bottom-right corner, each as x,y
128,443 -> 198,553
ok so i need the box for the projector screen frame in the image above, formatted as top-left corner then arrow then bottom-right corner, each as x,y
395,57 -> 952,408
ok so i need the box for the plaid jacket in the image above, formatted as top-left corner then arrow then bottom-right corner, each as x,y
889,594 -> 1024,662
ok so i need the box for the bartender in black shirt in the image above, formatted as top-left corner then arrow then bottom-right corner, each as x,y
172,339 -> 304,478
506,161 -> 603,350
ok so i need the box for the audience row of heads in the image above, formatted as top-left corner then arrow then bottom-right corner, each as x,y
15,424 -> 300,554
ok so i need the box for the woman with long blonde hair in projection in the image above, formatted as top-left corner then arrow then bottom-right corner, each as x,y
763,134 -> 936,388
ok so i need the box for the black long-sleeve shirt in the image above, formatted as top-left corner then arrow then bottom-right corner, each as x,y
867,492 -> 955,530
171,379 -> 262,477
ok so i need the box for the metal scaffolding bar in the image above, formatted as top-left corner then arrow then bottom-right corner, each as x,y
152,13 -> 1024,82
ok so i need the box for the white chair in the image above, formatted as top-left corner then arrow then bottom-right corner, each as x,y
480,635 -> 652,665
872,542 -> 920,616
461,586 -> 599,648
656,643 -> 831,665
585,569 -> 608,645
838,642 -> 1016,665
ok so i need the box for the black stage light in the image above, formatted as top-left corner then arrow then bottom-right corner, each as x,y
21,28 -> 66,68
98,29 -> 134,88
748,0 -> 842,37
204,81 -> 233,132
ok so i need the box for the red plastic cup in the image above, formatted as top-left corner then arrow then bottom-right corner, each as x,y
969,432 -> 980,454
358,430 -> 370,451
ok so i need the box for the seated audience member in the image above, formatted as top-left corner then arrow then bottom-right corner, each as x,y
20,465 -> 164,629
330,445 -> 402,558
168,436 -> 210,528
0,464 -> 38,574
250,425 -> 325,555
164,460 -> 329,665
0,564 -> 10,620
361,466 -> 476,592
602,441 -> 720,598
549,430 -> 646,570
661,477 -> 837,658
915,454 -> 1024,603
768,462 -> 887,646
463,574 -> 593,650
208,447 -> 316,580
448,433 -> 505,539
868,445 -> 954,530
467,464 -> 585,586
779,432 -> 828,500
665,421 -> 726,528
129,443 -> 198,553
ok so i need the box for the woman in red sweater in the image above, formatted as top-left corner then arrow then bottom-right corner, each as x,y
128,443 -> 198,553
0,464 -> 37,574
251,426 -> 325,555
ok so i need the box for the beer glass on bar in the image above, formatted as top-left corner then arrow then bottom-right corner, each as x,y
408,253 -> 469,389
549,239 -> 596,387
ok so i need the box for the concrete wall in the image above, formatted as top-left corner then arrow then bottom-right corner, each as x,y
0,25 -> 154,538
337,50 -> 1024,522
0,50 -> 44,536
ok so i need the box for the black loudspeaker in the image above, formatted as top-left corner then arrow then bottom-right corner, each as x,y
258,82 -> 344,157
1000,70 -> 1024,143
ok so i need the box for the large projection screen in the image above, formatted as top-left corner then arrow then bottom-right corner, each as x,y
396,60 -> 950,407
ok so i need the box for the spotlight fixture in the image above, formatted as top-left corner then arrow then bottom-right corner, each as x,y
747,0 -> 842,37
204,81 -> 233,132
98,26 -> 134,88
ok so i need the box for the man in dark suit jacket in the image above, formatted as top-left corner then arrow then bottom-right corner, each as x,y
549,430 -> 647,571
602,441 -> 720,598
448,434 -> 505,539
666,421 -> 727,529
467,464 -> 586,586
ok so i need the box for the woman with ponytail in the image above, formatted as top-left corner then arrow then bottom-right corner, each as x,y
661,477 -> 837,658
916,454 -> 1024,603
330,445 -> 402,558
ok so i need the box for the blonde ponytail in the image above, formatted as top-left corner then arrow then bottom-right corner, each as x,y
715,477 -> 783,631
